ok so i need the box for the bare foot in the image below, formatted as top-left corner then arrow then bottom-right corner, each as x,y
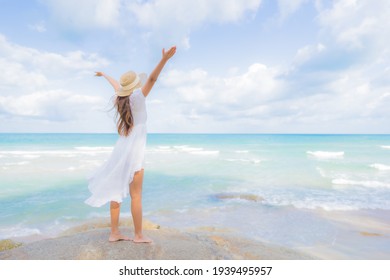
109,232 -> 132,242
133,235 -> 153,243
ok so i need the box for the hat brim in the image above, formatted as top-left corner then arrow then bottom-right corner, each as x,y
116,73 -> 147,97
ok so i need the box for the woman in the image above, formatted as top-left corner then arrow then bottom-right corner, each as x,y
85,46 -> 176,243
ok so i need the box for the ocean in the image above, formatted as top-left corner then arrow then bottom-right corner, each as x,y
1,133 -> 390,258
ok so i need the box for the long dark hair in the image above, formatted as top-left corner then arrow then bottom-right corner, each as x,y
114,96 -> 133,136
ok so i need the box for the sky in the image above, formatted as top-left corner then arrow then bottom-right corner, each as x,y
0,0 -> 389,134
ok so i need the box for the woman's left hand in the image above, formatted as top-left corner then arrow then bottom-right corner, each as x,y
162,46 -> 176,61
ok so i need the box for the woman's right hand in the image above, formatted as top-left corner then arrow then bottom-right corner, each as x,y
95,71 -> 104,77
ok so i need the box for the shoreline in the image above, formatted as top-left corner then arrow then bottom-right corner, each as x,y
1,207 -> 389,260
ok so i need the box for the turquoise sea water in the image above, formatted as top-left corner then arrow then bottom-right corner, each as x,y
1,133 -> 390,257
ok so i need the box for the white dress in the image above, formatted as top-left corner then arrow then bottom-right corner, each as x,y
85,89 -> 147,207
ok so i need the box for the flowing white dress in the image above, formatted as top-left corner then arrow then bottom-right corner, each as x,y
85,89 -> 147,207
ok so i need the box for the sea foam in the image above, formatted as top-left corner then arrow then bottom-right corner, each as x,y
0,225 -> 42,239
370,164 -> 390,171
263,193 -> 362,211
307,151 -> 344,159
332,178 -> 390,189
5,161 -> 30,166
174,146 -> 203,152
74,146 -> 113,151
235,150 -> 249,154
316,167 -> 327,178
380,145 -> 390,149
148,146 -> 174,153
190,150 -> 219,155
0,148 -> 112,157
225,158 -> 261,164
148,145 -> 219,156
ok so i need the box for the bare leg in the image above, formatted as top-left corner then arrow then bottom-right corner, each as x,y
109,201 -> 131,242
130,169 -> 152,243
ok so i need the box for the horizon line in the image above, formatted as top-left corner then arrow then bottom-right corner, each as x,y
1,132 -> 390,135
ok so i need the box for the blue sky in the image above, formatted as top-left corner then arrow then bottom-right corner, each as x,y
0,0 -> 389,133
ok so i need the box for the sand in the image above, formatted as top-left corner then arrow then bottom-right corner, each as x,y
0,220 -> 314,260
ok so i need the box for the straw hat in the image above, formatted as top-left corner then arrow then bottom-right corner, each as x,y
116,71 -> 147,97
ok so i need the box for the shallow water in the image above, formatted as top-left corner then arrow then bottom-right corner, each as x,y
1,133 -> 389,258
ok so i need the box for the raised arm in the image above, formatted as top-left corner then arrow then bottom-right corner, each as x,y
142,46 -> 176,97
95,72 -> 120,92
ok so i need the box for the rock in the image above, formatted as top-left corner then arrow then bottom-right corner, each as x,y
0,227 -> 314,260
214,193 -> 265,202
0,239 -> 22,252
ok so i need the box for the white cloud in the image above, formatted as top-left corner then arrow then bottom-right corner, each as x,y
282,1 -> 390,131
292,43 -> 326,67
28,21 -> 47,33
317,0 -> 390,49
156,47 -> 390,133
277,0 -> 309,21
129,0 -> 261,26
128,0 -> 262,48
0,57 -> 48,90
0,34 -> 109,91
2,0 -> 389,133
42,0 -> 120,29
0,34 -> 109,124
161,63 -> 284,123
39,0 -> 262,49
282,44 -> 390,132
0,91 -> 103,121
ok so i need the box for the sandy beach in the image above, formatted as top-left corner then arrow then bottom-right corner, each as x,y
0,219 -> 314,260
